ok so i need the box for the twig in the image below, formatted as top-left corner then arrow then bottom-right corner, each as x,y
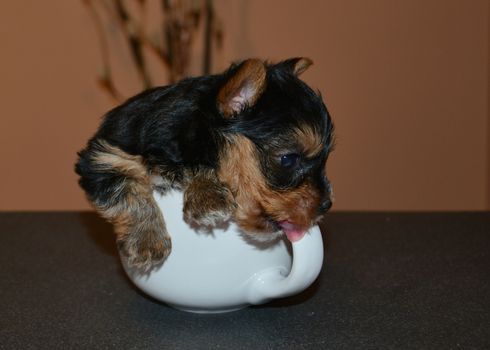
82,0 -> 124,102
85,0 -> 222,101
114,0 -> 152,89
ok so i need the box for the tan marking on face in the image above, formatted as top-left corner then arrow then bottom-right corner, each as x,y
218,135 -> 321,237
295,126 -> 324,158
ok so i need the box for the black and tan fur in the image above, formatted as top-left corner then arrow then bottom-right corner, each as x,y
75,58 -> 334,270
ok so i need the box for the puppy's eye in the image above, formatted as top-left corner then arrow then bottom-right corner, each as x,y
280,153 -> 300,168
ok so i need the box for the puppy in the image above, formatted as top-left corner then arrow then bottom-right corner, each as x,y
75,57 -> 334,270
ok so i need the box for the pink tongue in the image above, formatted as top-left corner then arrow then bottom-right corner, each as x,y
278,221 -> 307,242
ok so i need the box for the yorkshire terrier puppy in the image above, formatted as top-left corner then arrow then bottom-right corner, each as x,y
75,57 -> 334,270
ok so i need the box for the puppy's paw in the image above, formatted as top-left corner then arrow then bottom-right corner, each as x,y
185,209 -> 232,228
183,186 -> 234,229
118,229 -> 172,271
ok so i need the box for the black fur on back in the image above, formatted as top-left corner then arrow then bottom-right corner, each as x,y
75,60 -> 333,200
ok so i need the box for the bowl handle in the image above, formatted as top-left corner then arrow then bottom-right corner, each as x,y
246,226 -> 324,305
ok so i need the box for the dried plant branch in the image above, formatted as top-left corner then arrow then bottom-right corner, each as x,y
163,0 -> 203,83
83,0 -> 124,102
85,0 -> 222,101
100,0 -> 172,73
114,0 -> 152,89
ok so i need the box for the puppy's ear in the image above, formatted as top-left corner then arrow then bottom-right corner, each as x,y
218,59 -> 266,117
278,57 -> 313,76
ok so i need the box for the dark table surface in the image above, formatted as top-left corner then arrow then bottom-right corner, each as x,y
1,212 -> 489,350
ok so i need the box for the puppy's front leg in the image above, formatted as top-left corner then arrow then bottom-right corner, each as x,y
77,140 -> 171,271
183,170 -> 235,228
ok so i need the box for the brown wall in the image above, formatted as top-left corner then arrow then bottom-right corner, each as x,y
0,0 -> 488,211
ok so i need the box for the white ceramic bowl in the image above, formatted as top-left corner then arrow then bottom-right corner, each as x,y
120,191 -> 324,313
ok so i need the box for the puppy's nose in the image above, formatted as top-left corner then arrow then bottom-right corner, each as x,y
319,199 -> 332,213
